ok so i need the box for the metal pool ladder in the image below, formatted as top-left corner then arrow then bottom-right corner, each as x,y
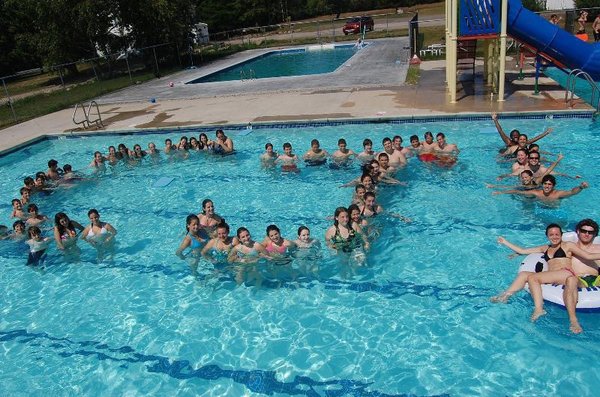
73,101 -> 104,129
564,69 -> 600,111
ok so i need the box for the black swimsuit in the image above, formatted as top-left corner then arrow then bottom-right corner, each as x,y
543,245 -> 567,262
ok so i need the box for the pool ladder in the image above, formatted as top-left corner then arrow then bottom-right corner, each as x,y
73,101 -> 104,129
564,69 -> 600,111
240,69 -> 256,81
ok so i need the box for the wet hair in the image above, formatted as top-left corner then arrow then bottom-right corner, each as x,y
216,221 -> 230,234
361,164 -> 373,174
35,172 -> 46,180
338,138 -> 347,145
297,226 -> 309,236
88,208 -> 99,218
382,137 -> 392,145
355,184 -> 366,192
545,223 -> 562,236
185,214 -> 199,232
378,152 -> 389,160
510,129 -> 520,139
94,151 -> 103,158
216,129 -> 225,136
27,203 -> 39,213
541,175 -> 556,185
54,213 -> 74,237
520,170 -> 534,177
134,144 -> 142,150
436,132 -> 446,139
515,148 -> 529,158
199,133 -> 208,141
20,187 -> 30,195
13,220 -> 25,230
48,159 -> 58,168
283,142 -> 292,150
393,135 -> 402,143
11,198 -> 20,206
348,204 -> 361,216
165,138 -> 172,144
265,142 -> 273,150
24,177 -> 34,186
528,143 -> 539,152
410,135 -> 419,142
424,131 -> 433,139
576,219 -> 599,237
364,192 -> 376,201
266,224 -> 280,236
519,133 -> 529,141
27,226 -> 41,238
362,138 -> 372,147
236,227 -> 250,238
63,164 -> 72,173
333,207 -> 348,226
311,139 -> 320,147
109,145 -> 116,152
201,199 -> 213,214
360,173 -> 373,183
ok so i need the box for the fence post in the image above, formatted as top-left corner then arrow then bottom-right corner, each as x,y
91,59 -> 99,81
2,78 -> 17,122
125,56 -> 133,82
153,47 -> 160,78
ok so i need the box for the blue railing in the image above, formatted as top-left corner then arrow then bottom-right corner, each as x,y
459,0 -> 501,37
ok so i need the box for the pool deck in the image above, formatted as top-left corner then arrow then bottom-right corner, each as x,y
0,37 -> 594,154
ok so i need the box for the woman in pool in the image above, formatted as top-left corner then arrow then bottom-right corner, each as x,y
201,222 -> 239,263
117,143 -> 131,160
82,209 -> 117,261
228,227 -> 269,264
131,144 -> 146,160
189,137 -> 200,151
53,212 -> 84,258
175,214 -> 208,264
357,192 -> 383,219
495,223 -> 600,321
491,113 -> 552,150
106,145 -> 120,166
261,224 -> 296,259
198,133 -> 211,151
197,199 -> 224,237
294,226 -> 320,250
325,207 -> 369,254
348,204 -> 368,229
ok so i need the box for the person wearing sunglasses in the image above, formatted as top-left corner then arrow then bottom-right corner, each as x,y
562,219 -> 600,334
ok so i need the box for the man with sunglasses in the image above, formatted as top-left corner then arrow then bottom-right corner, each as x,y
564,219 -> 600,334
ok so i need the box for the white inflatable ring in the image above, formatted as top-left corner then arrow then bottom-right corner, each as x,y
518,232 -> 600,311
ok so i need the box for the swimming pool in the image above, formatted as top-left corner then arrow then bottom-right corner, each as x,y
2,114 -> 600,396
187,44 -> 359,83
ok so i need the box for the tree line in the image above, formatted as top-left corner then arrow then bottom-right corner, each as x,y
0,0 -> 440,76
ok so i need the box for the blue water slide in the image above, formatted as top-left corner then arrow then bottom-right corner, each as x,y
507,0 -> 600,79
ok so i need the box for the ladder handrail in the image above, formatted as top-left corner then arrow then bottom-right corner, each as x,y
86,100 -> 103,128
72,103 -> 89,128
72,101 -> 104,129
564,69 -> 600,111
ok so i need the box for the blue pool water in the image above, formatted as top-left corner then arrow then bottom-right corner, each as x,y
187,45 -> 358,83
2,114 -> 600,396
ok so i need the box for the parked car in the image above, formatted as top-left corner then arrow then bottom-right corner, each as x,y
342,16 -> 374,35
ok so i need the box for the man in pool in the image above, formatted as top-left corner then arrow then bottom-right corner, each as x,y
331,138 -> 356,165
401,135 -> 422,157
46,159 -> 62,181
260,143 -> 278,167
491,112 -> 553,149
303,139 -> 329,165
497,175 -> 588,202
275,142 -> 299,172
356,138 -> 375,163
563,219 -> 600,334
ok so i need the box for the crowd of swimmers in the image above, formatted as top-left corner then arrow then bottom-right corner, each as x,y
3,115 -> 596,334
173,132 -> 459,283
484,113 -> 596,334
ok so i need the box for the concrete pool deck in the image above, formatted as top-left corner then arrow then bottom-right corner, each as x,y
0,37 -> 594,154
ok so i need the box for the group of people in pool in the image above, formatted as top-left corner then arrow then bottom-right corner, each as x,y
2,158 -> 117,264
260,132 -> 460,171
487,112 -> 588,202
89,129 -> 235,171
488,113 -> 596,334
176,132 -> 457,281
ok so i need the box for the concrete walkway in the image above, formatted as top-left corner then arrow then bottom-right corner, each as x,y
0,37 -> 593,154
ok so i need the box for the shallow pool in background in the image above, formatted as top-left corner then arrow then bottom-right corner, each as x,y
187,44 -> 359,83
1,114 -> 600,396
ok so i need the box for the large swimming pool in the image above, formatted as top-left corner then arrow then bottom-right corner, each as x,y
187,44 -> 359,83
1,114 -> 600,396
